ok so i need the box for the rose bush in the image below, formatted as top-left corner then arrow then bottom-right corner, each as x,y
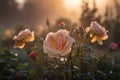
13,21 -> 119,80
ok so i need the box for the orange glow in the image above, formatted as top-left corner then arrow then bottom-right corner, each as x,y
63,0 -> 82,11
4,29 -> 15,38
15,0 -> 26,10
96,0 -> 106,6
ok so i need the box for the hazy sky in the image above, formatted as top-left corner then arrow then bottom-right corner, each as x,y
0,0 -> 117,27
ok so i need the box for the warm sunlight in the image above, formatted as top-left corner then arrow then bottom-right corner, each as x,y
15,0 -> 26,10
96,0 -> 107,7
63,0 -> 82,10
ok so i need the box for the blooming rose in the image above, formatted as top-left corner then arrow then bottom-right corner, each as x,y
86,21 -> 108,45
43,29 -> 75,58
109,42 -> 118,51
29,52 -> 38,60
13,29 -> 34,48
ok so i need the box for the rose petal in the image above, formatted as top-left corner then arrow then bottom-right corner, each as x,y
97,38 -> 103,45
91,36 -> 97,43
90,33 -> 93,37
29,31 -> 35,42
14,40 -> 25,48
85,27 -> 90,33
101,35 -> 108,40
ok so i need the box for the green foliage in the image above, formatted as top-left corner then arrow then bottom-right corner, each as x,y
0,47 -> 29,80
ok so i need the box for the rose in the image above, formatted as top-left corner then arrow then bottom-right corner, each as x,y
74,25 -> 83,34
86,21 -> 108,45
16,73 -> 23,78
109,42 -> 118,51
58,22 -> 65,28
43,29 -> 75,58
29,52 -> 38,60
13,29 -> 34,48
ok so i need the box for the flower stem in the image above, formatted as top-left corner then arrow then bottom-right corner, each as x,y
65,60 -> 68,80
79,53 -> 87,73
70,52 -> 73,80
97,50 -> 110,68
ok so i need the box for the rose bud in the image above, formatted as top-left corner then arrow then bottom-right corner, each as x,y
74,25 -> 83,34
58,22 -> 65,28
16,73 -> 23,78
29,52 -> 38,60
109,42 -> 118,51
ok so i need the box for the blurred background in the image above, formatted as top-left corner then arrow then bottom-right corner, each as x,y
0,0 -> 120,79
0,0 -> 120,46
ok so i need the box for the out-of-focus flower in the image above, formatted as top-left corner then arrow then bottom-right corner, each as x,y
58,22 -> 65,28
60,57 -> 67,62
4,29 -> 15,38
13,29 -> 34,48
74,25 -> 83,34
16,73 -> 23,78
109,42 -> 118,51
86,21 -> 108,45
14,53 -> 18,57
29,52 -> 38,60
43,29 -> 75,58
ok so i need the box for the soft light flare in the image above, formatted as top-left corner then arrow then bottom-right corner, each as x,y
15,0 -> 26,10
63,0 -> 81,10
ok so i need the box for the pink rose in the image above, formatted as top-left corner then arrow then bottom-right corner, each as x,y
109,42 -> 118,51
43,29 -> 75,58
29,52 -> 38,60
86,21 -> 108,45
13,29 -> 34,48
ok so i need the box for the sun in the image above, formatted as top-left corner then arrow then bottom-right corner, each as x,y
63,0 -> 82,10
15,0 -> 26,10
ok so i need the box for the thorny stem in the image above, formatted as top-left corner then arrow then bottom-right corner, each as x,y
65,52 -> 74,80
73,30 -> 88,73
31,59 -> 43,80
65,58 -> 68,80
79,53 -> 87,73
70,52 -> 74,80
97,50 -> 111,68
79,34 -> 87,73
